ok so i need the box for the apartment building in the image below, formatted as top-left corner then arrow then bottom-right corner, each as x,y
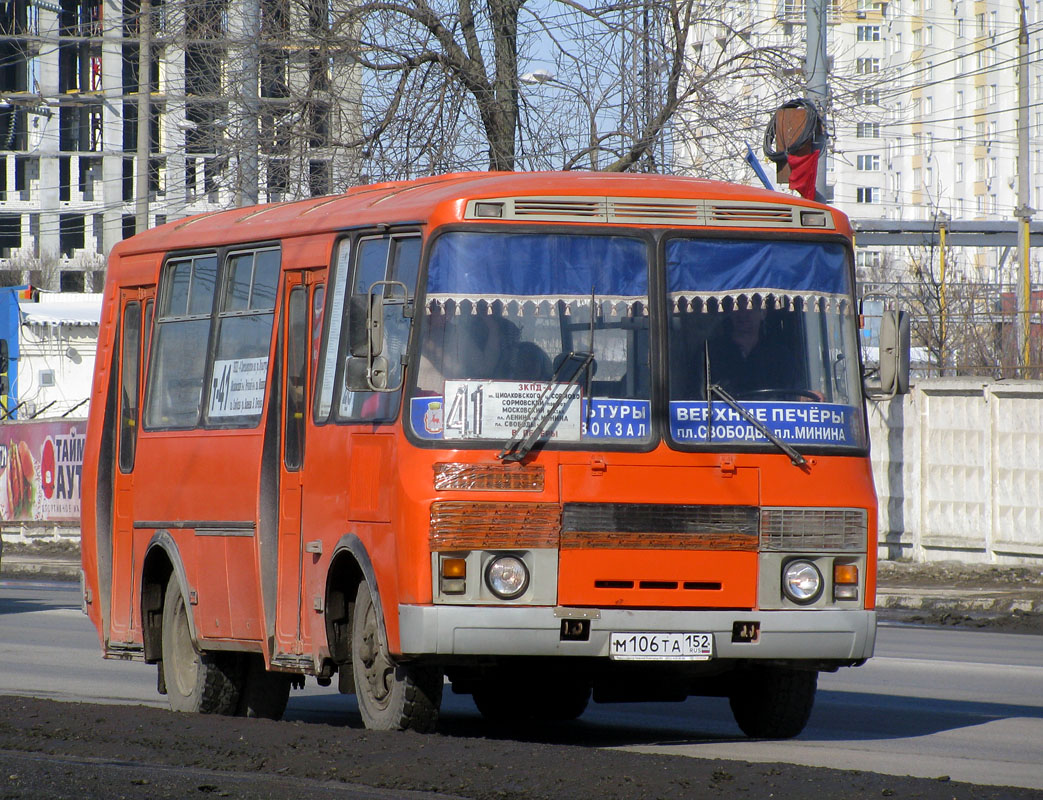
0,0 -> 359,289
682,0 -> 1042,283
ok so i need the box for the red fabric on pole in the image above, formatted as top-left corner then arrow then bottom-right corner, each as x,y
787,149 -> 820,200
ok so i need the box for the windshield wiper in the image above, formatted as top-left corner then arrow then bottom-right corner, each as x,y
497,351 -> 594,462
703,343 -> 808,470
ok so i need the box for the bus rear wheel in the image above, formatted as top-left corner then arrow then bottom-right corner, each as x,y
351,581 -> 442,732
728,665 -> 817,739
161,579 -> 240,714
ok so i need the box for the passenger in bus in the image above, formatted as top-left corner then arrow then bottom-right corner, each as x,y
707,306 -> 794,396
417,310 -> 519,391
454,312 -> 518,379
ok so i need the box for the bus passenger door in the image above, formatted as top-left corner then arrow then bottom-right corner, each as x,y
111,289 -> 153,644
274,272 -> 321,653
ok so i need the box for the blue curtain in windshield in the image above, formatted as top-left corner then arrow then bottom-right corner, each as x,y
427,232 -> 647,299
666,239 -> 849,297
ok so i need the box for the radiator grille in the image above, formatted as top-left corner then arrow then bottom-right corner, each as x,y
759,507 -> 867,552
430,501 -> 560,550
561,503 -> 759,550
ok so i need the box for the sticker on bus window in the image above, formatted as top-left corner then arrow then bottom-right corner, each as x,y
580,398 -> 651,440
208,357 -> 269,418
669,401 -> 858,446
440,380 -> 582,441
411,389 -> 650,442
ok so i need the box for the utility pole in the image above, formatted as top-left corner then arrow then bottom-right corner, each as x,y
134,0 -> 151,233
1015,0 -> 1033,375
805,0 -> 828,200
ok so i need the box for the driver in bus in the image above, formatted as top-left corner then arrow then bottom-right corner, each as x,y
707,304 -> 794,397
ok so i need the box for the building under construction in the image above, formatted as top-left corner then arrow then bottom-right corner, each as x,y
0,0 -> 360,289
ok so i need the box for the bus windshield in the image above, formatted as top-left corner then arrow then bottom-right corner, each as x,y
666,238 -> 866,450
410,231 -> 652,446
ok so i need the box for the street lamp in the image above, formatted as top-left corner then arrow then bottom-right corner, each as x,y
518,71 -> 603,170
520,69 -> 555,86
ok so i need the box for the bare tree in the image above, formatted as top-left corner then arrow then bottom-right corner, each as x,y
861,246 -> 1017,378
330,0 -> 800,178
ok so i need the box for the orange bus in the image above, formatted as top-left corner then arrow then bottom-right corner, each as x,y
81,171 -> 877,737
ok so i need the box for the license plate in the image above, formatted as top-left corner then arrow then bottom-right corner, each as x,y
609,632 -> 713,661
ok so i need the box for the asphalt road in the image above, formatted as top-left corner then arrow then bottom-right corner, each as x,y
2,578 -> 1042,792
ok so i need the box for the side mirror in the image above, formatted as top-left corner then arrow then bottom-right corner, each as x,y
345,280 -> 410,393
344,356 -> 369,391
879,309 -> 910,396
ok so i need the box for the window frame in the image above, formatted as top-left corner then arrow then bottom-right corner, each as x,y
142,243 -> 282,432
313,228 -> 423,427
204,245 -> 281,428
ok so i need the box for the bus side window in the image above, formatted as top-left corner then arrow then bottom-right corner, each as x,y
145,255 -> 217,429
205,248 -> 280,426
338,234 -> 420,421
284,286 -> 307,470
118,301 -> 141,473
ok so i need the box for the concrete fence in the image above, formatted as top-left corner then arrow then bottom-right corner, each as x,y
869,379 -> 1043,566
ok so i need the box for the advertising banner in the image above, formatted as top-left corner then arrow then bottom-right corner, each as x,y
0,420 -> 85,522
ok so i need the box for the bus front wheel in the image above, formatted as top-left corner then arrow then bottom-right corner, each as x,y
160,579 -> 240,714
350,581 -> 442,732
728,665 -> 817,739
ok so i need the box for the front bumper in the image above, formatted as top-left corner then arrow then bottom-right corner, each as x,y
399,605 -> 876,662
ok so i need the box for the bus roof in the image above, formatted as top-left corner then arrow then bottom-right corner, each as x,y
113,171 -> 849,258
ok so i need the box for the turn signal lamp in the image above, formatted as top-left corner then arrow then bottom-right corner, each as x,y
833,563 -> 859,601
440,557 -> 467,595
442,558 -> 467,578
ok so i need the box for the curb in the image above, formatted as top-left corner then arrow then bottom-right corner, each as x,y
1,555 -> 82,581
876,590 -> 1043,615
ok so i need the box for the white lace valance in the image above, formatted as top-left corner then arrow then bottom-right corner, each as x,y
425,294 -> 648,318
668,290 -> 851,315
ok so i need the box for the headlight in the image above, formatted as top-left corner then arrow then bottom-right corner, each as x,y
485,555 -> 529,599
782,560 -> 822,605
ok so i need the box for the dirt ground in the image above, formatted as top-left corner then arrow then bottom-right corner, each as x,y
875,561 -> 1043,634
1,695 -> 1040,800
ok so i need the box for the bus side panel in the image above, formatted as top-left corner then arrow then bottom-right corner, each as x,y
299,418 -> 350,655
133,431 -> 265,641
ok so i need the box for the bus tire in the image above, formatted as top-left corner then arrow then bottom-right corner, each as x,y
728,666 -> 817,739
161,578 -> 240,715
351,581 -> 442,732
236,654 -> 291,720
